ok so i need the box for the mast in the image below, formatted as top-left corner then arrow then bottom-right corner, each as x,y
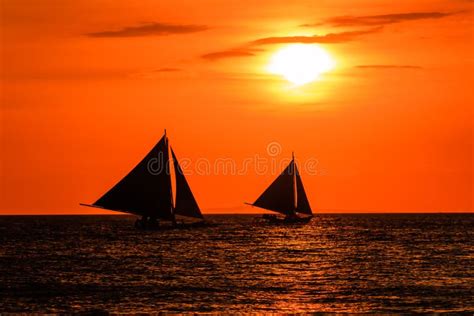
165,129 -> 177,224
292,151 -> 297,212
295,160 -> 313,216
171,146 -> 204,219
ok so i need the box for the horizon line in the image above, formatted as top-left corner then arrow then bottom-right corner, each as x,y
0,211 -> 472,216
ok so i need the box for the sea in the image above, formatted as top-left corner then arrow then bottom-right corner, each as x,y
0,214 -> 473,313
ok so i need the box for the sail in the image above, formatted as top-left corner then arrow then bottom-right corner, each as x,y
253,160 -> 296,215
93,136 -> 173,220
171,147 -> 203,219
295,164 -> 312,215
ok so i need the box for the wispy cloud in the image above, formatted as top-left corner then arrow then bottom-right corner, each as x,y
202,27 -> 380,61
304,11 -> 456,28
202,10 -> 460,61
202,48 -> 264,61
250,27 -> 381,45
155,67 -> 182,72
87,22 -> 208,37
356,65 -> 422,69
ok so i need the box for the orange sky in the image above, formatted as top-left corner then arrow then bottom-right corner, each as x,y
1,0 -> 473,214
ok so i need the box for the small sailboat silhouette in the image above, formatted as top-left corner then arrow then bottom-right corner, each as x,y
81,130 -> 205,229
246,153 -> 313,224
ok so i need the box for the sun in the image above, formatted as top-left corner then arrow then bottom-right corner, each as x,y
267,44 -> 335,86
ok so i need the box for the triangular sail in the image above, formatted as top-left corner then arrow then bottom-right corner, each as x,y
171,147 -> 203,219
93,136 -> 173,220
295,164 -> 312,215
253,160 -> 296,215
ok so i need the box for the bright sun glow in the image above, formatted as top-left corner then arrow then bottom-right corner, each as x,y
268,44 -> 335,86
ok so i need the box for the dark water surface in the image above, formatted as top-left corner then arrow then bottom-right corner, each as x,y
0,214 -> 473,313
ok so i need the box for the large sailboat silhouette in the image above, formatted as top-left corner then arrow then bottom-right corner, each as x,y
246,153 -> 313,224
81,130 -> 204,229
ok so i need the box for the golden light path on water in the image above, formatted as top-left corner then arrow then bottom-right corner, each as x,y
1,214 -> 471,313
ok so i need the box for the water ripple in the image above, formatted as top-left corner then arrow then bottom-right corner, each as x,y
0,214 -> 473,313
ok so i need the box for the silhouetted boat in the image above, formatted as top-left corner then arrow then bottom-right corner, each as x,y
246,153 -> 313,224
81,130 -> 205,229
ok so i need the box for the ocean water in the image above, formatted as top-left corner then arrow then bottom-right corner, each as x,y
0,214 -> 473,313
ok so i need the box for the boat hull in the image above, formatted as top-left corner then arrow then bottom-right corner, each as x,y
257,214 -> 313,225
135,219 -> 213,230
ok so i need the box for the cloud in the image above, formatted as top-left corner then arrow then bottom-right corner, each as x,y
201,48 -> 264,61
305,11 -> 456,28
128,67 -> 188,79
202,10 -> 458,61
356,65 -> 423,69
203,10 -> 461,61
87,22 -> 208,37
250,27 -> 382,45
154,67 -> 181,72
202,27 -> 379,60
